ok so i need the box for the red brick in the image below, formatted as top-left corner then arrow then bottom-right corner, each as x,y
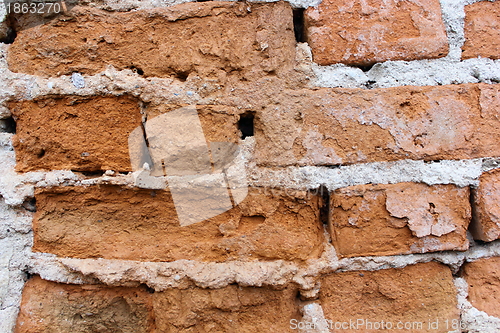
7,2 -> 295,79
11,96 -> 142,173
256,84 -> 500,166
304,0 -> 449,66
320,262 -> 459,333
33,186 -> 325,262
330,182 -> 471,258
11,98 -> 239,173
461,257 -> 500,318
153,285 -> 300,332
462,1 -> 500,60
15,276 -> 155,333
470,169 -> 500,242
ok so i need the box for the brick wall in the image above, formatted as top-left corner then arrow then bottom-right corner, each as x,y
1,0 -> 500,332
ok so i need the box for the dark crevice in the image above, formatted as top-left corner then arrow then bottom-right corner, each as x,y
129,66 -> 144,75
22,197 -> 36,212
356,64 -> 374,72
1,117 -> 16,133
174,71 -> 190,82
238,111 -> 255,140
293,9 -> 306,43
0,25 -> 16,44
317,185 -> 330,226
79,170 -> 106,177
141,284 -> 156,293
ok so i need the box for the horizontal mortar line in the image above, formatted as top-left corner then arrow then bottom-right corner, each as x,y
0,53 -> 499,106
0,158 -> 494,195
26,240 -> 500,290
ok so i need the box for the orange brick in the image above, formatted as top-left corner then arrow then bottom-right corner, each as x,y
470,169 -> 500,242
256,84 -> 500,166
11,98 -> 239,173
153,285 -> 300,332
320,262 -> 459,333
462,1 -> 500,60
15,276 -> 155,333
33,186 -> 324,262
461,257 -> 500,318
7,2 -> 295,79
330,182 -> 471,258
304,0 -> 449,66
11,96 -> 142,173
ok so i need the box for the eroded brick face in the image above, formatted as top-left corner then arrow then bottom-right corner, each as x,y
320,262 -> 460,333
461,257 -> 500,319
470,169 -> 500,242
33,186 -> 324,262
330,182 -> 471,258
304,0 -> 449,66
7,1 -> 296,80
462,1 -> 500,60
153,285 -> 300,332
10,96 -> 142,173
256,84 -> 500,166
16,277 -> 300,333
15,276 -> 155,333
11,98 -> 239,173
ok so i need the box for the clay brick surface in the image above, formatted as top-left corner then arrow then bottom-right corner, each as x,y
304,0 -> 449,66
256,84 -> 500,166
320,262 -> 459,333
153,285 -> 300,332
7,2 -> 295,80
470,170 -> 500,242
330,182 -> 471,258
15,276 -> 154,333
11,96 -> 142,173
11,98 -> 239,173
461,257 -> 500,319
462,1 -> 500,60
33,186 -> 324,262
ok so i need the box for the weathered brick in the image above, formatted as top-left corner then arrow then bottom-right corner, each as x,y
256,84 -> 500,166
304,0 -> 449,66
153,285 -> 300,332
15,276 -> 154,333
330,182 -> 471,258
470,170 -> 500,242
462,1 -> 500,60
7,2 -> 295,79
33,186 -> 324,262
11,96 -> 142,173
11,98 -> 239,173
461,257 -> 500,318
320,262 -> 459,333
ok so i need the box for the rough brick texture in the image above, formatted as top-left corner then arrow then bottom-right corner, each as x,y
462,1 -> 500,60
11,96 -> 142,172
16,276 -> 300,333
15,276 -> 155,333
304,0 -> 449,66
320,262 -> 460,333
461,257 -> 500,319
7,2 -> 295,80
33,186 -> 324,262
330,182 -> 471,258
470,169 -> 500,242
153,285 -> 300,332
11,98 -> 239,173
257,84 -> 500,166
